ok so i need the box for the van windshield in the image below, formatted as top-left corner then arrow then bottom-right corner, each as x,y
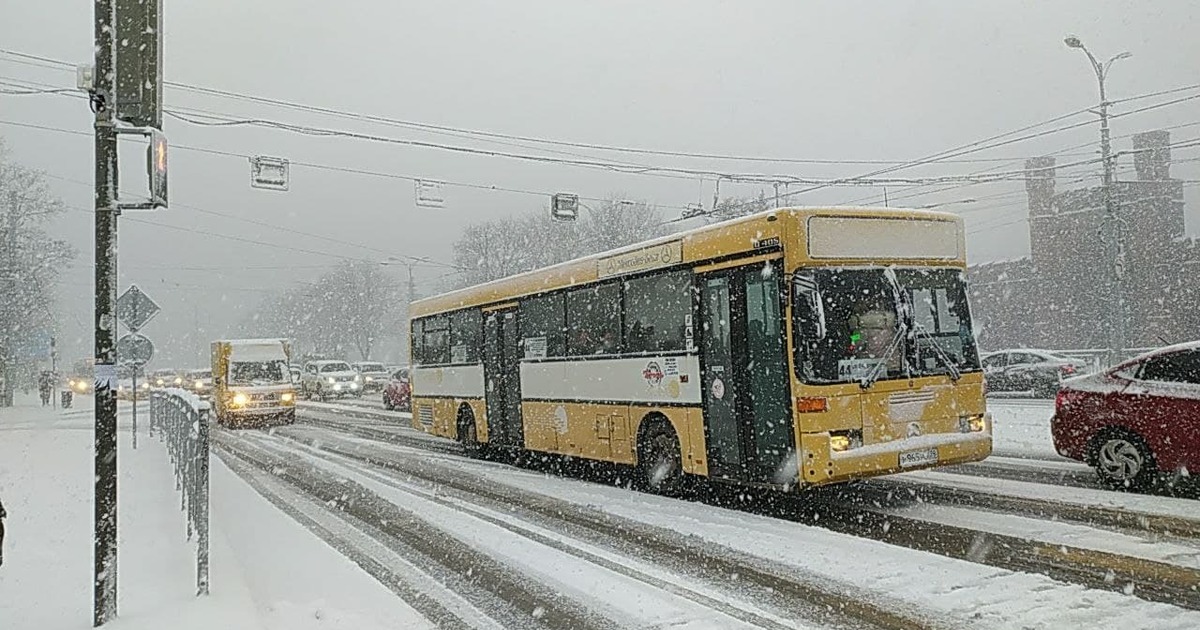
230,360 -> 287,385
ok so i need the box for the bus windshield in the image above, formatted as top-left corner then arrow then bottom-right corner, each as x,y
794,267 -> 979,384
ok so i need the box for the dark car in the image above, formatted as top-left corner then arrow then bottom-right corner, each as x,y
1051,342 -> 1200,490
383,368 -> 411,412
981,349 -> 1087,398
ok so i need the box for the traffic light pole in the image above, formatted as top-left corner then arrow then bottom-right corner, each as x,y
93,0 -> 120,624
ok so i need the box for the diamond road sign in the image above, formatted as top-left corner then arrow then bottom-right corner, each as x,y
116,285 -> 161,332
116,333 -> 155,367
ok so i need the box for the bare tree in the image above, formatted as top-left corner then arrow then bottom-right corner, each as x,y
706,191 -> 773,224
0,139 -> 75,405
451,194 -> 665,287
242,261 -> 399,361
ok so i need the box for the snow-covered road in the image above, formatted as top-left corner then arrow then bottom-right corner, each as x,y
213,412 -> 1200,629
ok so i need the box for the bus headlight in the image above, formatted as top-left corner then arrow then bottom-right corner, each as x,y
959,413 -> 987,433
280,392 -> 294,403
232,392 -> 248,407
829,430 -> 862,452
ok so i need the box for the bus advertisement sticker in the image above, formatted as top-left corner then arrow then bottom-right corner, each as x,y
643,361 -> 664,387
711,378 -> 725,399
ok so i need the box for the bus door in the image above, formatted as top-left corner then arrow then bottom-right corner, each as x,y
699,262 -> 795,483
483,308 -> 524,448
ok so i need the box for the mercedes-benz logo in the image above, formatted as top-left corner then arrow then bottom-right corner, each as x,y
907,422 -> 922,438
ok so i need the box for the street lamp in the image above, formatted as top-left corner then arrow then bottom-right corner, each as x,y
1064,34 -> 1131,364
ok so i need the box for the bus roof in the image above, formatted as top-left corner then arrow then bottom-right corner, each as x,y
412,206 -> 962,317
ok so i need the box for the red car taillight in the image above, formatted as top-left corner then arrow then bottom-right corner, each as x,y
1060,364 -> 1077,376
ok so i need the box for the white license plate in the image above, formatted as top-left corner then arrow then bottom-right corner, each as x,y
899,448 -> 938,468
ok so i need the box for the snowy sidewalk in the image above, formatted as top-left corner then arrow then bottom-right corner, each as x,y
0,394 -> 419,630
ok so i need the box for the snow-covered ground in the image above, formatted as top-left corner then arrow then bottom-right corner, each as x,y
0,393 -> 428,630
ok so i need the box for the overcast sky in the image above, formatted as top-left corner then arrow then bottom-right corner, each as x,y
1,0 -> 1198,366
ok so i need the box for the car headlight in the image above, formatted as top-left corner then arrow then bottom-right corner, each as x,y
194,380 -> 205,389
280,392 -> 294,402
333,383 -> 342,391
365,376 -> 373,382
156,379 -> 164,386
327,377 -> 336,384
350,382 -> 359,390
174,377 -> 182,385
232,392 -> 248,407
354,375 -> 361,382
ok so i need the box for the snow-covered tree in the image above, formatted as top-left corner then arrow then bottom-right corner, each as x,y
0,139 -> 75,406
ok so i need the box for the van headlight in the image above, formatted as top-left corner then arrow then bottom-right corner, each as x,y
232,392 -> 248,407
959,413 -> 987,433
280,392 -> 294,403
327,377 -> 336,384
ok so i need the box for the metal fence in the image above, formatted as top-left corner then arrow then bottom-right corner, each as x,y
149,388 -> 210,596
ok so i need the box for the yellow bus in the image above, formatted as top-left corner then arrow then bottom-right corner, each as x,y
409,207 -> 991,493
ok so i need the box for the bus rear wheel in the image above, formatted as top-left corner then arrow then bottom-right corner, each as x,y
639,426 -> 684,496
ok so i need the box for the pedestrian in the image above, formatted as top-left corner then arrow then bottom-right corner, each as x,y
0,495 -> 7,567
39,371 -> 53,407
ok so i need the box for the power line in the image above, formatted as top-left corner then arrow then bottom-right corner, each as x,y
5,45 -> 1200,177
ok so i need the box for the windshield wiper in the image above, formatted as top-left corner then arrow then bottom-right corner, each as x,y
912,322 -> 961,382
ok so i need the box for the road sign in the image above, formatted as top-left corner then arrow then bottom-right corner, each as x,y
116,333 -> 154,367
551,193 -> 579,221
415,180 -> 446,208
116,285 -> 161,332
250,156 -> 290,191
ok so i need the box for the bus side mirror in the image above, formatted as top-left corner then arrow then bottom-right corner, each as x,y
793,274 -> 827,341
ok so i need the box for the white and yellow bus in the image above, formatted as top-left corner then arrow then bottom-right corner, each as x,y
409,207 -> 991,492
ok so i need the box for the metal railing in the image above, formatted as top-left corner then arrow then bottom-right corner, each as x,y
149,388 -> 210,596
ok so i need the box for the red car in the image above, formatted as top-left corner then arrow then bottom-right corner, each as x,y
1051,342 -> 1200,490
382,368 -> 411,412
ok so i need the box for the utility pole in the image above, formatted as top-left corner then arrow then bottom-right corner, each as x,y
407,262 -> 417,304
1064,36 -> 1131,366
93,0 -> 120,624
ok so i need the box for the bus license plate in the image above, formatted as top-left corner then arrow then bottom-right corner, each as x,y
899,448 -> 938,468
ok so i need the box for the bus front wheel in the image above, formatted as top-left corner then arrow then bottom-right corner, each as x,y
639,424 -> 683,496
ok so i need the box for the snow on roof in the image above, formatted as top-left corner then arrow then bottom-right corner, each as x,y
1122,340 -> 1200,364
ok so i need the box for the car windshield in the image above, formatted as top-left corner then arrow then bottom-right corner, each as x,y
320,362 -> 351,373
795,267 -> 980,384
229,360 -> 287,384
358,362 -> 384,372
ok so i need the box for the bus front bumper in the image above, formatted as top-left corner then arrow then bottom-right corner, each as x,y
799,423 -> 992,486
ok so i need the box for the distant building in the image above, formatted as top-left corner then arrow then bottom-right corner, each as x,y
968,130 -> 1196,352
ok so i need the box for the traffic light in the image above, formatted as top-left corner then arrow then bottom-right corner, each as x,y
147,129 -> 168,208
